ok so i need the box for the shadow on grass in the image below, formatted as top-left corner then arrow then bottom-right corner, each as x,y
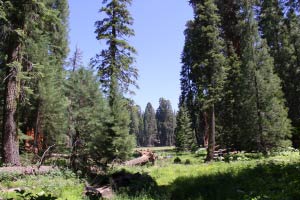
169,161 -> 300,200
88,170 -> 167,199
92,161 -> 300,199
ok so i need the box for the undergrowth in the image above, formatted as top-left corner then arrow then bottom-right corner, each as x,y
1,147 -> 299,200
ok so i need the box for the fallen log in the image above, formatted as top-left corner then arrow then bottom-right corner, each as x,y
124,150 -> 157,166
0,166 -> 58,175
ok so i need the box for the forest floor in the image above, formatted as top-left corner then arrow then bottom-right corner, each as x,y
0,147 -> 300,199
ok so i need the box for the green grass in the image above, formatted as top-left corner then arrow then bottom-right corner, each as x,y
114,149 -> 300,200
1,148 -> 300,200
0,170 -> 84,200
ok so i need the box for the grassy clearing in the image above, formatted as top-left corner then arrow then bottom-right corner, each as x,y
1,148 -> 299,199
114,148 -> 300,200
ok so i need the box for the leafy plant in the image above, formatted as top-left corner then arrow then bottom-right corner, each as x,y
173,157 -> 181,164
8,190 -> 57,200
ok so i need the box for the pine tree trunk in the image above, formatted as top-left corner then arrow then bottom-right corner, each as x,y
33,100 -> 41,154
2,45 -> 21,166
205,105 -> 215,162
203,112 -> 209,148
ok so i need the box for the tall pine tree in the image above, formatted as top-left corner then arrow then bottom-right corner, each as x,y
186,0 -> 226,161
143,103 -> 157,146
91,0 -> 137,162
175,105 -> 196,151
0,0 -> 68,165
239,1 -> 291,152
156,98 -> 175,146
258,0 -> 300,147
65,67 -> 108,170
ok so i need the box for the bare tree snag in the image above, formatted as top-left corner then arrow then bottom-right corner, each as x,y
37,144 -> 55,168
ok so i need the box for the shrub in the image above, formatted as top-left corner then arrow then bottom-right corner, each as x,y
194,148 -> 207,157
184,159 -> 191,165
174,157 -> 181,164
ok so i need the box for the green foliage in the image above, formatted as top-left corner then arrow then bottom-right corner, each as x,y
9,190 -> 57,200
183,0 -> 226,161
173,157 -> 181,164
187,0 -> 226,109
175,105 -> 196,151
184,159 -> 191,165
128,101 -> 142,145
170,159 -> 300,200
238,1 -> 291,152
0,0 -> 69,165
0,171 -> 84,199
258,0 -> 300,147
91,0 -> 138,95
38,63 -> 68,146
115,148 -> 300,200
89,0 -> 137,167
2,150 -> 300,200
65,67 -> 109,169
143,103 -> 157,146
156,98 -> 175,146
89,91 -> 135,167
217,46 -> 242,149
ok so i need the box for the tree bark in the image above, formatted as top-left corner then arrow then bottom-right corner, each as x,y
205,105 -> 216,162
33,100 -> 41,154
203,112 -> 209,148
2,44 -> 21,166
124,150 -> 156,166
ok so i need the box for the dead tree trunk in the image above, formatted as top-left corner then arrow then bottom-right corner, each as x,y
124,150 -> 156,166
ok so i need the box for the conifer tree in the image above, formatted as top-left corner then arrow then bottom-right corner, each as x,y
26,0 -> 69,150
187,0 -> 226,161
91,0 -> 137,161
156,98 -> 175,146
143,103 -> 158,146
217,0 -> 241,55
258,0 -> 300,147
175,105 -> 196,151
180,20 -> 209,147
128,100 -> 141,145
91,0 -> 138,99
239,1 -> 291,152
137,110 -> 144,146
217,46 -> 242,149
284,7 -> 300,146
65,68 -> 108,170
0,0 -> 68,165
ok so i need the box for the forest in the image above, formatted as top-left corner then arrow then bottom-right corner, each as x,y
0,0 -> 300,199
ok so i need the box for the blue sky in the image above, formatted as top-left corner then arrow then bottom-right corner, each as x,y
68,0 -> 193,111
